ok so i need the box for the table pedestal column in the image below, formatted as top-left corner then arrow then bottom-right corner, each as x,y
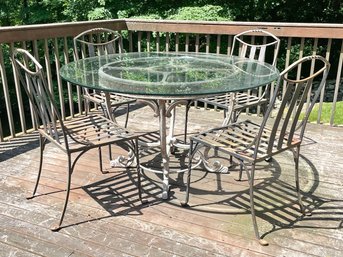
158,100 -> 170,200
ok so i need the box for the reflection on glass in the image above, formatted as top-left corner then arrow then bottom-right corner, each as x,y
60,52 -> 279,97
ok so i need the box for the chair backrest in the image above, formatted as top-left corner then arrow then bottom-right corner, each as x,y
73,27 -> 123,60
231,29 -> 280,66
11,48 -> 65,144
255,55 -> 330,157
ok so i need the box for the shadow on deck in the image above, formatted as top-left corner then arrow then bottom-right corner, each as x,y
1,105 -> 343,257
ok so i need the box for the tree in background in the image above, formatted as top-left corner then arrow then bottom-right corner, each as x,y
1,0 -> 341,26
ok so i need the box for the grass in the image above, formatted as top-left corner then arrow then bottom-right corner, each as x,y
305,101 -> 343,125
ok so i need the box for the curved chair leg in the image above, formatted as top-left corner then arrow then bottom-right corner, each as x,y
51,153 -> 73,232
181,140 -> 195,207
27,135 -> 47,200
245,163 -> 268,246
293,145 -> 306,214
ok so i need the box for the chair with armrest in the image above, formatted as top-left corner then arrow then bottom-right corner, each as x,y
12,48 -> 144,231
182,55 -> 330,245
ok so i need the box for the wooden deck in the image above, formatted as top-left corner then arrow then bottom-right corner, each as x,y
1,104 -> 343,257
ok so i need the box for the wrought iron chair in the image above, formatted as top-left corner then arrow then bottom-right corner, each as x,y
73,27 -> 135,127
199,29 -> 280,122
182,55 -> 330,245
12,48 -> 144,231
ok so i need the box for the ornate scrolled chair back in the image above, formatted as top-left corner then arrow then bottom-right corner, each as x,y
72,27 -> 133,123
73,27 -> 124,60
255,55 -> 330,158
231,29 -> 280,65
11,48 -> 64,144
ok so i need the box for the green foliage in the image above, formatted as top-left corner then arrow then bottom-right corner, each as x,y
301,101 -> 343,125
0,0 -> 20,25
62,0 -> 101,21
87,7 -> 112,20
1,1 -> 342,25
167,5 -> 232,21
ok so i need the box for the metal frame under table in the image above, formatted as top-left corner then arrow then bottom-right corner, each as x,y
60,51 -> 279,199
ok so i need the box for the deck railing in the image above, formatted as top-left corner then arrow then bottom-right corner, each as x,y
1,19 -> 342,141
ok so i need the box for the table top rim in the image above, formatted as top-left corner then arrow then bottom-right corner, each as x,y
60,51 -> 280,99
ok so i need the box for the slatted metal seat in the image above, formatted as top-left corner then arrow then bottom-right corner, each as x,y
47,114 -> 138,151
74,27 -> 135,127
202,92 -> 269,113
199,29 -> 280,121
183,55 -> 330,246
11,48 -> 144,231
194,119 -> 302,162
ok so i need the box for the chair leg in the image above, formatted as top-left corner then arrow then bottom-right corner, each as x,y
85,98 -> 89,116
293,145 -> 306,214
245,163 -> 268,246
27,135 -> 46,200
235,161 -> 244,181
181,140 -> 195,207
108,145 -> 112,161
233,110 -> 238,123
229,154 -> 236,168
51,154 -> 73,232
134,139 -> 148,204
124,103 -> 130,128
98,147 -> 108,174
184,104 -> 190,143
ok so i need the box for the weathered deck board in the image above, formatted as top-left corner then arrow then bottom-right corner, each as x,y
1,105 -> 343,257
0,242 -> 42,257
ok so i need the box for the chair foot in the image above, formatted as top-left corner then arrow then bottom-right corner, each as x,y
304,211 -> 312,216
162,191 -> 169,200
26,195 -> 35,200
50,224 -> 62,232
180,202 -> 189,207
141,199 -> 149,204
101,170 -> 109,174
258,239 -> 269,246
265,157 -> 273,162
300,206 -> 312,216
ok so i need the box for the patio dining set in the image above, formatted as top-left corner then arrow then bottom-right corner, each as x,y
11,27 -> 330,246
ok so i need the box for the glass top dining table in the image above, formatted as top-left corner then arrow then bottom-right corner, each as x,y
60,51 -> 279,99
60,51 -> 279,199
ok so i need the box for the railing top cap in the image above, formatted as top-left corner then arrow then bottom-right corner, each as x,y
1,19 -> 343,42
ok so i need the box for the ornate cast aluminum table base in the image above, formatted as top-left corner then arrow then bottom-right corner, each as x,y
107,94 -> 236,199
138,99 -> 231,199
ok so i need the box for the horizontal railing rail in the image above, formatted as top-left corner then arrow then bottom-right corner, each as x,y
1,19 -> 342,141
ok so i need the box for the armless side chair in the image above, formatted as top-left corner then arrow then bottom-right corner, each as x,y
199,29 -> 280,123
183,55 -> 330,245
73,27 -> 135,127
12,48 -> 144,231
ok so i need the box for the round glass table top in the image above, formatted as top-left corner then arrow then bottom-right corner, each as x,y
60,52 -> 279,99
